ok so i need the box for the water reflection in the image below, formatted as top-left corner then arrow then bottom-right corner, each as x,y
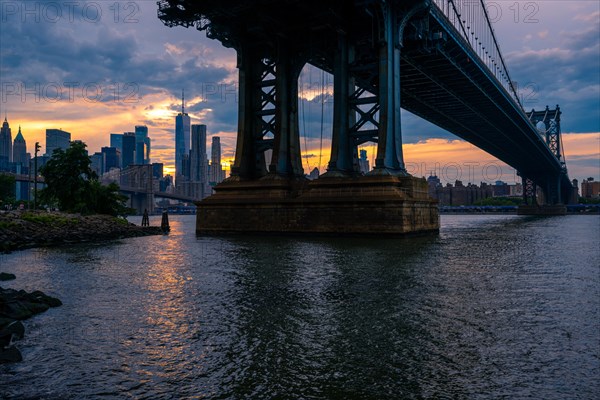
204,235 -> 438,398
0,215 -> 597,399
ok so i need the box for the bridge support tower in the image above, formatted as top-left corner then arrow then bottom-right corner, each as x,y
121,165 -> 156,215
127,193 -> 155,216
518,106 -> 568,215
195,1 -> 439,234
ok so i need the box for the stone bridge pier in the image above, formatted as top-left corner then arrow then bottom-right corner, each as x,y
120,165 -> 155,215
194,1 -> 439,235
127,193 -> 155,216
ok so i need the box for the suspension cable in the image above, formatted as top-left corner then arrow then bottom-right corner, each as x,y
318,68 -> 325,174
299,71 -> 311,172
478,0 -> 522,109
440,0 -> 523,109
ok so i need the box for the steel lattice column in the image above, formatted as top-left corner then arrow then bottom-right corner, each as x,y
545,174 -> 562,205
230,41 -> 306,180
372,2 -> 407,174
522,177 -> 537,206
269,42 -> 305,177
326,32 -> 360,176
230,44 -> 273,180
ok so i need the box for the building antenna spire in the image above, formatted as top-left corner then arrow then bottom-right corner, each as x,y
182,89 -> 185,114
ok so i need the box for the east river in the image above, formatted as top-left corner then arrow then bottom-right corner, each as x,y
1,214 -> 598,399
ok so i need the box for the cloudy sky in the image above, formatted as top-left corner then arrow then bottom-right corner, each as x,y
0,0 -> 598,183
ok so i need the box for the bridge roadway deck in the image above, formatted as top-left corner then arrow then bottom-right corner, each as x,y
158,0 -> 569,194
119,186 -> 198,203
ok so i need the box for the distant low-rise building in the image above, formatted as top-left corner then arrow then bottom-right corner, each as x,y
427,176 -> 493,205
492,180 -> 509,197
358,149 -> 370,174
307,167 -> 320,180
508,183 -> 523,197
581,178 -> 600,198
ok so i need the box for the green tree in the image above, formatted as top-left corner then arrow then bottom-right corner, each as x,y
578,196 -> 600,204
40,142 -> 130,215
0,174 -> 16,205
473,197 -> 523,206
84,180 -> 134,216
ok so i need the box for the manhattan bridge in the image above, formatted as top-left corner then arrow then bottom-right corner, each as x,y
157,0 -> 573,234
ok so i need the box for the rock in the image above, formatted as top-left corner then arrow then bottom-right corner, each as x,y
0,320 -> 25,348
0,288 -> 61,363
31,291 -> 63,307
0,272 -> 16,281
0,288 -> 61,320
0,320 -> 24,340
0,317 -> 15,330
0,345 -> 23,363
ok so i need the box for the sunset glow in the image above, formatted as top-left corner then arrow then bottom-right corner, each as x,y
0,1 -> 597,183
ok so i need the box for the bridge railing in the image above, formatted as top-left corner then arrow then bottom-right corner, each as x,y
432,0 -> 523,110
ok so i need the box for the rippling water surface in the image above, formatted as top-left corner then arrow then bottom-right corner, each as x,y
1,214 -> 598,399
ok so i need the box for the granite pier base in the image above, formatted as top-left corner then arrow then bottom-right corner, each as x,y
196,175 -> 439,235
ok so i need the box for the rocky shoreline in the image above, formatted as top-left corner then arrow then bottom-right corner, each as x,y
0,211 -> 165,362
0,278 -> 62,363
0,210 -> 164,253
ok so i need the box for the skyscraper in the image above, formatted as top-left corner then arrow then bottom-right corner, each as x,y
190,125 -> 208,182
90,152 -> 103,177
122,132 -> 136,169
13,126 -> 28,166
190,124 -> 210,199
175,90 -> 191,185
110,133 -> 123,150
209,136 -> 225,184
152,163 -> 164,179
135,125 -> 151,164
101,146 -> 120,173
0,116 -> 13,169
45,129 -> 71,156
109,133 -> 124,168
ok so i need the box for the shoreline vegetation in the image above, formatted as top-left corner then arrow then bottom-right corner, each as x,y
0,210 -> 163,253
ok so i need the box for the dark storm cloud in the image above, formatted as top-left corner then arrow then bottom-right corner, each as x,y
506,18 -> 600,132
1,0 -> 234,109
152,144 -> 173,150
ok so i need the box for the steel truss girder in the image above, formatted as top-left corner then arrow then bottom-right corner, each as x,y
528,106 -> 563,164
159,0 -> 573,201
257,59 -> 277,144
350,88 -> 380,144
401,55 -> 527,161
522,176 -> 537,206
231,44 -> 304,180
326,1 -> 431,175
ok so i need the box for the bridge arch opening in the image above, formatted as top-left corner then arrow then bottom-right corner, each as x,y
298,64 -> 333,175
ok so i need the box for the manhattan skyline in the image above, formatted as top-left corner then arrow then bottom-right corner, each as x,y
0,0 -> 598,181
